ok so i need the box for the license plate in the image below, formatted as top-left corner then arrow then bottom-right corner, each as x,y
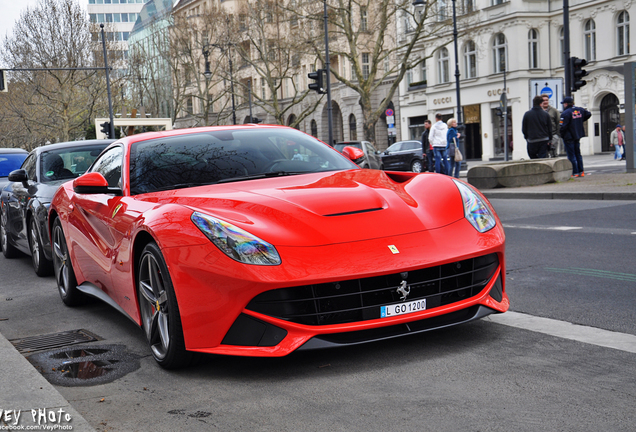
380,299 -> 426,318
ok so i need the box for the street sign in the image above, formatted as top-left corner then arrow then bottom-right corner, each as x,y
386,115 -> 394,125
530,78 -> 563,108
385,108 -> 394,117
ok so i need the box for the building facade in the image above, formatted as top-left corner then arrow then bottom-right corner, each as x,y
398,0 -> 634,160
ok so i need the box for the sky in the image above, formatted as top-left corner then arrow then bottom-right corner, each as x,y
0,0 -> 87,41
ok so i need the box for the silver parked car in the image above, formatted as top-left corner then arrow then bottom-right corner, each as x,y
334,141 -> 383,169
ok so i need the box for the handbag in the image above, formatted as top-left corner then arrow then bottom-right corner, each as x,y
453,138 -> 463,161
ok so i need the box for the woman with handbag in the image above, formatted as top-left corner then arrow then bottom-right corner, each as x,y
446,118 -> 462,178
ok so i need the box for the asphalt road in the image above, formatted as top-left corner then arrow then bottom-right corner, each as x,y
0,198 -> 635,431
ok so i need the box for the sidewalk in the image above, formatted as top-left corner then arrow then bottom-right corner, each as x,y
461,153 -> 636,200
0,152 -> 633,432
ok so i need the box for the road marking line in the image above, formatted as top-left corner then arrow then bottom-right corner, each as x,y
545,267 -> 636,282
486,311 -> 636,354
503,224 -> 582,231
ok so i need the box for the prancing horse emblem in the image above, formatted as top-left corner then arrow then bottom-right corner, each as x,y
397,280 -> 410,301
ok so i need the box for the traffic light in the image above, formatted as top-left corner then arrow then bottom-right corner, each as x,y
308,69 -> 326,94
0,69 -> 7,92
100,121 -> 111,137
571,57 -> 588,93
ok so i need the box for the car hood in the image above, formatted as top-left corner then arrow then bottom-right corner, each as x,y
145,170 -> 466,246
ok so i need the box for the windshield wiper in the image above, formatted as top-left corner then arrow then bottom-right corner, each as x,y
153,182 -> 217,192
216,171 -> 303,184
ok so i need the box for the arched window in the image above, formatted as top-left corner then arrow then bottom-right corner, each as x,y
584,20 -> 596,61
528,29 -> 539,69
438,47 -> 450,83
492,33 -> 507,73
464,41 -> 477,79
618,11 -> 630,56
287,114 -> 297,129
310,119 -> 318,137
349,114 -> 357,140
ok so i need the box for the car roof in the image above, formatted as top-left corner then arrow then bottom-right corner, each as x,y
31,139 -> 116,154
0,148 -> 28,154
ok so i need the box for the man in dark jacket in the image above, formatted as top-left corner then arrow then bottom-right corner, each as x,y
560,96 -> 592,177
421,119 -> 433,172
522,95 -> 552,159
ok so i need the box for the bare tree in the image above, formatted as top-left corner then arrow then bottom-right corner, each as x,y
1,0 -> 112,145
298,0 -> 444,143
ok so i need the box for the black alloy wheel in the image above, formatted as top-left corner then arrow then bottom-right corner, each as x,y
29,218 -> 53,277
1,207 -> 20,259
137,242 -> 194,369
52,218 -> 85,306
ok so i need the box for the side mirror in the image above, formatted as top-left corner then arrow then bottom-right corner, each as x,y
73,172 -> 112,194
340,146 -> 365,161
383,150 -> 389,155
8,169 -> 28,184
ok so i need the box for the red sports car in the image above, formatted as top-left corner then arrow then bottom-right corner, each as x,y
49,125 -> 508,369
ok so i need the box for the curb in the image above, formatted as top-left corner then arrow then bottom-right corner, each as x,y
482,191 -> 636,200
0,331 -> 96,431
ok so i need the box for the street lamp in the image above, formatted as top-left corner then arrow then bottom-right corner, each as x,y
211,43 -> 236,125
202,39 -> 213,80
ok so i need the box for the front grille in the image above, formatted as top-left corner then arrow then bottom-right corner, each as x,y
246,253 -> 499,326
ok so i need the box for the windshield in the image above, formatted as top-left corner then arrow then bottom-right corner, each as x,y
334,142 -> 362,152
129,128 -> 358,195
40,145 -> 109,183
0,154 -> 27,177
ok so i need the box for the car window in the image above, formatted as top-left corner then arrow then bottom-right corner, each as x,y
365,143 -> 378,154
90,146 -> 123,188
404,142 -> 420,150
0,153 -> 28,177
20,154 -> 37,181
386,143 -> 402,152
41,145 -> 110,184
129,128 -> 358,195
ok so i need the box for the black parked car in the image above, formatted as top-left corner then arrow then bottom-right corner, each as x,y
0,139 -> 113,276
0,148 -> 28,191
334,141 -> 383,169
380,140 -> 427,173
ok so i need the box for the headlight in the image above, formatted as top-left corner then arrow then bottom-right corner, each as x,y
191,212 -> 281,265
452,180 -> 496,233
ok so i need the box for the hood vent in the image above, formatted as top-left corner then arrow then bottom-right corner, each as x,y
324,207 -> 384,217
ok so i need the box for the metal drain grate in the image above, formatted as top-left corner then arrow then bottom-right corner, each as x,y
10,329 -> 101,354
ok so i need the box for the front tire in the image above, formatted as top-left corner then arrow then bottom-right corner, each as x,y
1,207 -> 20,259
29,218 -> 53,277
137,242 -> 193,369
52,218 -> 85,306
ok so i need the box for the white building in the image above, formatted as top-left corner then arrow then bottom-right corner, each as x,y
88,0 -> 149,65
398,0 -> 634,160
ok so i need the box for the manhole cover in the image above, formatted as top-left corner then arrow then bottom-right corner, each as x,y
28,344 -> 140,386
10,329 -> 101,354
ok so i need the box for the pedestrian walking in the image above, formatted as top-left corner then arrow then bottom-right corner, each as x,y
446,118 -> 461,178
421,119 -> 434,172
560,96 -> 592,177
429,113 -> 449,174
541,94 -> 562,157
610,124 -> 624,160
522,95 -> 552,159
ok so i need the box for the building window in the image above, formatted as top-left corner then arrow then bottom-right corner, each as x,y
311,120 -> 318,137
584,19 -> 596,61
438,47 -> 449,83
618,11 -> 630,56
420,59 -> 427,85
559,27 -> 565,66
493,33 -> 507,73
362,53 -> 370,79
464,41 -> 476,79
528,29 -> 539,69
360,8 -> 368,31
349,114 -> 357,140
406,67 -> 413,86
261,77 -> 266,100
437,0 -> 447,21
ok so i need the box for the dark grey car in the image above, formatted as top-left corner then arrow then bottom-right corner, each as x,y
334,141 -> 383,169
380,140 -> 427,173
0,140 -> 113,276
